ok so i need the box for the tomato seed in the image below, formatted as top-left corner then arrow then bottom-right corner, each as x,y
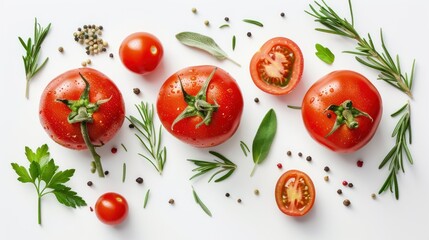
111,147 -> 117,154
357,160 -> 364,167
277,163 -> 283,169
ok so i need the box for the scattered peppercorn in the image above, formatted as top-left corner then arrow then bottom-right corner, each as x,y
168,199 -> 175,204
254,97 -> 259,103
343,199 -> 351,207
90,206 -> 94,212
81,61 -> 87,67
237,198 -> 242,203
277,163 -> 282,169
357,160 -> 364,167
254,189 -> 260,195
306,156 -> 312,162
371,193 -> 377,199
133,88 -> 141,95
73,24 -> 108,55
225,193 -> 230,197
111,147 -> 117,154
87,181 -> 93,187
104,170 -> 109,175
348,182 -> 354,188
280,12 -> 285,17
324,166 -> 330,172
58,46 -> 64,53
109,53 -> 114,58
191,7 -> 197,13
287,151 -> 292,156
204,20 -> 210,26
129,123 -> 135,128
324,176 -> 329,182
337,189 -> 343,195
136,177 -> 144,184
247,32 -> 252,37
86,59 -> 91,65
298,152 -> 303,157
224,17 -> 230,22
342,180 -> 348,186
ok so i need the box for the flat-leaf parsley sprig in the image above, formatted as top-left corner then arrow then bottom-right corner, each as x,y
11,144 -> 87,225
306,0 -> 414,98
18,18 -> 51,99
127,102 -> 167,174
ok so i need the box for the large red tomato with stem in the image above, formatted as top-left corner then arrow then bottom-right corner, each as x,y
250,37 -> 304,95
119,32 -> 164,75
275,169 -> 316,217
95,192 -> 128,225
39,68 -> 125,177
157,65 -> 244,148
301,70 -> 382,153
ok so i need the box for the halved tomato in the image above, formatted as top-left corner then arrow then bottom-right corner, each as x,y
275,169 -> 315,217
250,37 -> 304,95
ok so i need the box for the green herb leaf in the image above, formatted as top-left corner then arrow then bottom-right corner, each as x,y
11,145 -> 86,225
192,186 -> 212,217
143,189 -> 150,208
176,31 -> 240,66
251,109 -> 277,177
240,141 -> 250,157
188,151 -> 237,183
315,43 -> 335,64
242,19 -> 264,27
219,24 -> 230,29
122,162 -> 127,183
232,35 -> 236,51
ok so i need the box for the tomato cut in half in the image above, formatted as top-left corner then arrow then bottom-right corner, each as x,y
250,37 -> 304,95
275,169 -> 315,217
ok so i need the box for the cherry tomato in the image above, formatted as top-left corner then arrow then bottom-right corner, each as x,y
95,192 -> 128,225
275,169 -> 315,217
250,37 -> 304,95
119,32 -> 163,75
39,68 -> 125,150
157,65 -> 244,147
301,70 -> 382,153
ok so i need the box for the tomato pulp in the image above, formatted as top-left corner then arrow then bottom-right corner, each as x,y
301,70 -> 382,153
157,65 -> 244,148
250,37 -> 304,95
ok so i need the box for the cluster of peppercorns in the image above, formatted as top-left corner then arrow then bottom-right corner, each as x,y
73,25 -> 108,55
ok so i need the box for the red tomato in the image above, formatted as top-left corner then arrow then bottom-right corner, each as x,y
301,70 -> 382,153
95,192 -> 128,225
275,170 -> 315,217
119,32 -> 163,74
39,68 -> 125,150
250,37 -> 304,95
157,65 -> 244,147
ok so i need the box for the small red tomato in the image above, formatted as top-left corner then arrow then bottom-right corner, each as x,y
250,37 -> 304,95
157,65 -> 244,148
301,70 -> 382,153
95,192 -> 128,225
119,32 -> 163,75
275,170 -> 315,217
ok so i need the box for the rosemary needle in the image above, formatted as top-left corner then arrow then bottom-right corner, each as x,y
18,18 -> 51,99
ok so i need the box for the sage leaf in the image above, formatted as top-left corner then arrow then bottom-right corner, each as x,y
315,43 -> 335,64
176,32 -> 240,66
251,109 -> 277,177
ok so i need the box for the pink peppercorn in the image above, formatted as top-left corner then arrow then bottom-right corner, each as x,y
357,160 -> 364,167
277,163 -> 283,169
342,180 -> 348,186
111,147 -> 118,154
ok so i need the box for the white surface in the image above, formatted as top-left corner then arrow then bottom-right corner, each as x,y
1,0 -> 428,239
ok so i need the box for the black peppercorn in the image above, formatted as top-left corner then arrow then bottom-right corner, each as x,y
287,151 -> 292,156
324,166 -> 330,172
136,177 -> 144,184
225,193 -> 230,197
306,156 -> 312,162
87,181 -> 93,186
224,17 -> 229,22
343,199 -> 351,206
337,189 -> 342,195
247,32 -> 252,37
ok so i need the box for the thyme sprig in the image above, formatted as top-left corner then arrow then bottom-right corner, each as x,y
127,102 -> 167,175
188,151 -> 236,183
18,18 -> 51,99
378,102 -> 412,199
306,0 -> 414,98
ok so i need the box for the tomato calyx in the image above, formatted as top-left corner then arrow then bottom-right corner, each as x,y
56,73 -> 110,177
325,100 -> 373,137
172,67 -> 219,130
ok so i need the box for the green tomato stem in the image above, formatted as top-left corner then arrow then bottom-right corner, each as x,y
80,122 -> 104,177
38,195 -> 41,225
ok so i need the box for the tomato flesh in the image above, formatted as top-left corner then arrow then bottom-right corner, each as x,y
250,37 -> 303,95
275,170 -> 315,217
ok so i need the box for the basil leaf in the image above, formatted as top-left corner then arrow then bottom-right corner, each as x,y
315,43 -> 335,64
251,109 -> 277,176
176,32 -> 240,66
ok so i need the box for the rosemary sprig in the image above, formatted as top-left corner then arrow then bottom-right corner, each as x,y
306,0 -> 414,98
127,102 -> 167,175
192,186 -> 212,217
18,18 -> 51,99
378,102 -> 412,199
187,151 -> 236,183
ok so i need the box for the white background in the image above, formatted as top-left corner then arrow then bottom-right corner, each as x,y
1,0 -> 428,239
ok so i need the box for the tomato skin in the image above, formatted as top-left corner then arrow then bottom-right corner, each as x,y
250,37 -> 304,95
301,70 -> 382,153
95,192 -> 128,225
119,32 -> 163,75
157,65 -> 244,148
275,170 -> 315,217
39,68 -> 125,150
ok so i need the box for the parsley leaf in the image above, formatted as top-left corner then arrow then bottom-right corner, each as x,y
11,144 -> 87,225
315,43 -> 335,64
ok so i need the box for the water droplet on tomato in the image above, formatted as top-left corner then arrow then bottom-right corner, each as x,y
310,97 -> 315,103
329,88 -> 334,93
